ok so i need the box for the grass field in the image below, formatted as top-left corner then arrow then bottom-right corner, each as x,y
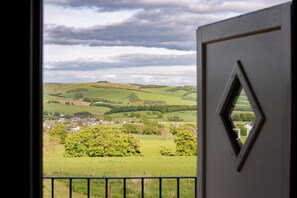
107,110 -> 197,122
43,135 -> 196,197
44,103 -> 110,115
43,82 -> 197,116
165,111 -> 197,122
43,135 -> 196,176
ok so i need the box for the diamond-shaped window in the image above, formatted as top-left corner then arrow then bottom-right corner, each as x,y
217,61 -> 265,171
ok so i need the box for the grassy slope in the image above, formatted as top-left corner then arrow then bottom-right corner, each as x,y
43,103 -> 110,115
43,82 -> 197,115
165,111 -> 197,122
107,110 -> 197,122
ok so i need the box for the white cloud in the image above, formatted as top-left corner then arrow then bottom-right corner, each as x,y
103,74 -> 117,78
44,44 -> 193,62
44,4 -> 138,28
44,53 -> 195,71
44,66 -> 196,86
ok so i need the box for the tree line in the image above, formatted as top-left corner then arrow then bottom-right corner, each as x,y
105,105 -> 197,115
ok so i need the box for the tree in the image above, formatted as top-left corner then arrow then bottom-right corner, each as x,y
64,125 -> 142,157
169,126 -> 178,135
142,120 -> 164,135
231,113 -> 242,121
49,123 -> 67,144
174,129 -> 197,156
179,123 -> 197,136
157,113 -> 163,119
167,115 -> 183,122
54,112 -> 60,117
122,123 -> 139,134
74,111 -> 92,117
160,128 -> 197,156
43,132 -> 60,157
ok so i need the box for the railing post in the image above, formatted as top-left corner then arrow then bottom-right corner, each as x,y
51,178 -> 54,198
44,175 -> 196,198
141,178 -> 144,198
195,177 -> 197,198
159,178 -> 162,198
69,178 -> 72,198
123,178 -> 126,198
87,178 -> 90,198
177,178 -> 180,198
105,178 -> 108,198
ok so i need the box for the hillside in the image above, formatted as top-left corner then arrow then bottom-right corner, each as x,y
43,81 -> 197,121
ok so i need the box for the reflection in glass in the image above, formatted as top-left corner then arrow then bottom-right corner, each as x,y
227,86 -> 256,147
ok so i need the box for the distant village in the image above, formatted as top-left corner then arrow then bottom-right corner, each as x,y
43,117 -> 127,133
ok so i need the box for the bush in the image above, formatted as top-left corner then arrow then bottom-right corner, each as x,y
73,93 -> 83,99
49,123 -> 67,144
160,146 -> 175,156
167,115 -> 183,122
47,100 -> 60,104
64,125 -> 142,157
169,123 -> 196,136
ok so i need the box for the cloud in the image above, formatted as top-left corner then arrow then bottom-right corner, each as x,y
44,15 -> 195,50
44,4 -> 138,28
44,65 -> 197,86
103,74 -> 117,78
44,53 -> 196,71
45,0 -> 285,13
43,0 -> 289,84
44,0 -> 289,50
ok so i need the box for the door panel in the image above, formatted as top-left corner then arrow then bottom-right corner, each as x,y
197,3 -> 291,198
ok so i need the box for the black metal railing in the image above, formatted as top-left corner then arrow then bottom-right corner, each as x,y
43,176 -> 197,198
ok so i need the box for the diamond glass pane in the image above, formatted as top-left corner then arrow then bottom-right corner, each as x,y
217,61 -> 265,171
227,86 -> 256,148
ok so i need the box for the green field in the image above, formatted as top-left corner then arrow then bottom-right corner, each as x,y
43,135 -> 196,197
44,103 -> 110,115
107,110 -> 197,122
44,135 -> 196,176
43,82 -> 197,116
165,111 -> 197,122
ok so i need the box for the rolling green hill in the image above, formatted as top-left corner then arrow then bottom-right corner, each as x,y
43,82 -> 197,120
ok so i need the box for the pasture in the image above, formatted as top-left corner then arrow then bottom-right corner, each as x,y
43,135 -> 197,197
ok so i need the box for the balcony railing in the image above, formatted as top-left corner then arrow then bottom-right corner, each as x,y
43,176 -> 197,198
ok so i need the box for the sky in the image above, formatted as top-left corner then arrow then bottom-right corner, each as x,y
44,0 -> 290,85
